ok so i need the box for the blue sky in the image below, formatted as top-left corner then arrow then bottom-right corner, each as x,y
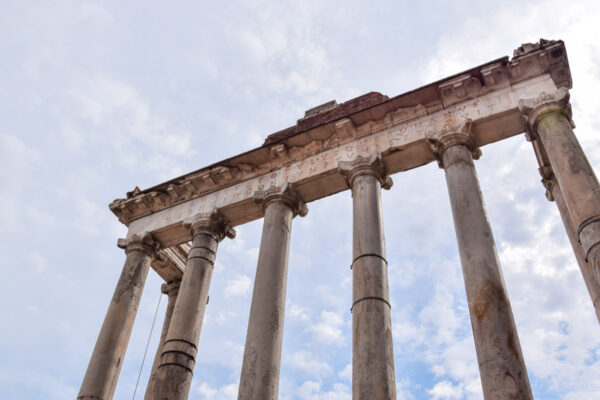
1,1 -> 600,399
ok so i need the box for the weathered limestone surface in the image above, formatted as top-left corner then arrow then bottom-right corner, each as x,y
430,122 -> 533,399
153,212 -> 235,400
78,233 -> 159,400
529,137 -> 600,324
111,40 -> 569,248
547,176 -> 600,323
520,88 -> 600,287
238,184 -> 307,400
145,280 -> 181,400
339,153 -> 396,400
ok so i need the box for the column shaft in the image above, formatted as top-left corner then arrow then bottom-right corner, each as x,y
78,245 -> 153,400
550,181 -> 600,323
536,113 -> 600,283
238,201 -> 294,400
145,281 -> 180,400
153,230 -> 218,400
521,89 -> 600,287
442,144 -> 532,399
351,172 -> 396,400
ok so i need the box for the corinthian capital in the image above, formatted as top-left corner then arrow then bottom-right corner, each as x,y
117,232 -> 161,256
519,87 -> 574,138
183,210 -> 236,242
254,183 -> 308,217
338,152 -> 393,190
426,119 -> 480,167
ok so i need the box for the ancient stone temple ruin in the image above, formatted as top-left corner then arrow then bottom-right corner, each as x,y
78,39 -> 600,400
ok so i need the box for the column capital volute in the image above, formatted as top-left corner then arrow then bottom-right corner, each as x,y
161,279 -> 181,296
117,232 -> 161,257
183,210 -> 236,242
253,182 -> 308,218
337,152 -> 393,190
426,118 -> 481,168
518,87 -> 574,139
538,165 -> 557,202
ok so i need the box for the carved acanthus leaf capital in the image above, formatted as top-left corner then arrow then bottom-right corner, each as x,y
426,119 -> 480,167
183,210 -> 236,242
254,183 -> 308,217
117,232 -> 161,256
338,152 -> 393,190
519,87 -> 574,139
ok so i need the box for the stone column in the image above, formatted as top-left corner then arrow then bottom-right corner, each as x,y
339,153 -> 396,400
145,280 -> 181,400
520,88 -> 600,286
238,184 -> 307,400
78,233 -> 160,400
428,120 -> 533,400
540,171 -> 600,323
153,211 -> 235,400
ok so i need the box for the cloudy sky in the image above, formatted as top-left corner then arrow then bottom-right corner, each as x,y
2,1 -> 600,399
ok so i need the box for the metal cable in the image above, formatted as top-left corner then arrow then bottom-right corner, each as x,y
132,290 -> 163,400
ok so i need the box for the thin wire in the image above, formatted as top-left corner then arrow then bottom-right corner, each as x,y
132,290 -> 163,400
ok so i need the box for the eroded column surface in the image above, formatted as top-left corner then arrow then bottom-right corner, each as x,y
540,172 -> 600,323
428,121 -> 533,400
153,211 -> 235,400
145,280 -> 181,400
238,184 -> 307,400
339,153 -> 396,400
521,88 -> 600,287
78,233 -> 159,400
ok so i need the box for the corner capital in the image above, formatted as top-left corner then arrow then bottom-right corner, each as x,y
426,119 -> 480,167
161,279 -> 181,296
519,87 -> 574,139
117,232 -> 161,257
183,210 -> 236,242
338,152 -> 393,190
254,183 -> 308,218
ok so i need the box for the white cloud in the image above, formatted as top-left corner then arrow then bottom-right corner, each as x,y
296,381 -> 351,400
197,382 -> 238,400
308,310 -> 345,345
224,275 -> 252,298
289,303 -> 311,322
428,380 -> 463,400
338,364 -> 351,381
289,350 -> 332,377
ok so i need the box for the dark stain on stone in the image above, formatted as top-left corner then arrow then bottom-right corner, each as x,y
112,253 -> 147,304
506,328 -> 520,360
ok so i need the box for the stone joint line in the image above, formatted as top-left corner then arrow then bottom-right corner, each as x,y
350,296 -> 392,313
157,362 -> 193,374
161,350 -> 195,360
577,216 -> 600,238
186,255 -> 215,265
189,245 -> 216,254
163,338 -> 198,350
350,253 -> 388,269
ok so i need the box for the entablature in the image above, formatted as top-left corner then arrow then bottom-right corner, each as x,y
110,39 -> 571,247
